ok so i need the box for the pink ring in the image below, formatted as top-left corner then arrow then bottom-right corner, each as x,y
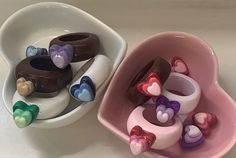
162,72 -> 201,114
127,106 -> 183,150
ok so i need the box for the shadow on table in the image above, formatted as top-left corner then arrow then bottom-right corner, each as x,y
23,105 -> 141,158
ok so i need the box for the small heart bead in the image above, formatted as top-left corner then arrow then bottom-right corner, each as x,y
156,111 -> 169,123
16,77 -> 34,97
13,101 -> 39,128
129,126 -> 156,155
13,109 -> 32,128
26,45 -> 48,57
193,112 -> 218,136
49,44 -> 73,69
180,125 -> 205,148
73,83 -> 95,102
70,76 -> 96,102
154,95 -> 180,126
130,138 -> 148,155
171,57 -> 189,75
137,73 -> 162,97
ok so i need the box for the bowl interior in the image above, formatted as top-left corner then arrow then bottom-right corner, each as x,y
0,2 -> 127,128
98,32 -> 236,157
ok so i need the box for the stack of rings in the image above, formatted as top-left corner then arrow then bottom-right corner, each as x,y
126,56 -> 201,155
13,32 -> 112,128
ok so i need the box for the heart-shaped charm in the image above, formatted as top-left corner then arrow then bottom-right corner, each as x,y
143,105 -> 175,126
156,110 -> 169,123
185,125 -> 202,137
171,57 -> 189,75
130,138 -> 148,155
49,44 -> 73,69
181,125 -> 205,148
16,77 -> 34,97
137,73 -> 162,97
154,95 -> 180,125
13,101 -> 39,128
70,76 -> 96,102
74,83 -> 94,102
193,112 -> 217,136
129,126 -> 156,155
26,45 -> 48,57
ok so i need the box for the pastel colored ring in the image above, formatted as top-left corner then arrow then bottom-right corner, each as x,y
69,54 -> 112,102
127,106 -> 183,151
162,72 -> 201,114
12,88 -> 70,128
15,55 -> 72,97
127,57 -> 171,106
49,32 -> 100,68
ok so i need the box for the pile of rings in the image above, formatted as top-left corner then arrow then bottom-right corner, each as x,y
126,56 -> 218,155
13,32 -> 112,128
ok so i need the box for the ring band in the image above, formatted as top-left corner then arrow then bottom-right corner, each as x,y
15,55 -> 72,96
127,106 -> 182,150
49,32 -> 99,68
162,72 -> 201,114
127,57 -> 171,106
69,54 -> 112,102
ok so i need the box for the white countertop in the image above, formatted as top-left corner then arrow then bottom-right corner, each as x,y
0,0 -> 236,157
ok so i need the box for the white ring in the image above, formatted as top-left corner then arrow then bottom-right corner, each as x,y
69,54 -> 112,101
127,106 -> 183,150
162,72 -> 201,114
12,88 -> 70,119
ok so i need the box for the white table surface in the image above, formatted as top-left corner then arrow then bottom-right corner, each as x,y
0,0 -> 236,157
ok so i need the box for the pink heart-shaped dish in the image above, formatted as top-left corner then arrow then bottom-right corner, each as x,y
98,32 -> 236,158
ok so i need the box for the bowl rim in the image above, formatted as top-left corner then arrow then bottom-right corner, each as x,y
0,2 -> 127,128
98,31 -> 236,158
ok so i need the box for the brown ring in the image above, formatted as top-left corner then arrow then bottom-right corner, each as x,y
15,55 -> 72,93
127,56 -> 171,106
49,32 -> 100,62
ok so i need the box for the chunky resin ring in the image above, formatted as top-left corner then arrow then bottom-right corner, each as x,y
26,45 -> 48,57
15,55 -> 72,97
12,88 -> 70,128
162,72 -> 201,114
69,54 -> 112,102
127,106 -> 183,155
49,32 -> 99,68
127,57 -> 171,106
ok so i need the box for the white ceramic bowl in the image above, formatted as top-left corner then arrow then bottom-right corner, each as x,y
0,2 -> 127,128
